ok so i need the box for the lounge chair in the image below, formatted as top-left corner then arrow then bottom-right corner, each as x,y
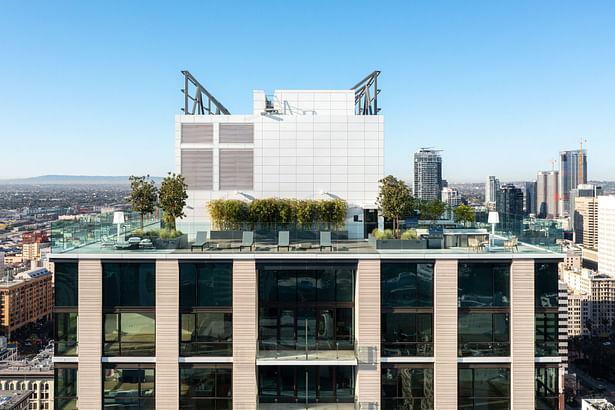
277,231 -> 290,251
239,231 -> 255,251
191,231 -> 209,252
101,236 -> 116,248
319,231 -> 333,252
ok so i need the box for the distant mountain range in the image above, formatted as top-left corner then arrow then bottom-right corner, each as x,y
0,175 -> 164,185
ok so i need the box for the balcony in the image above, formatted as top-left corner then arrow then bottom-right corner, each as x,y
50,211 -> 563,256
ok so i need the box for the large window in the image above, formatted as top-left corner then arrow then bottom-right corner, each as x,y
381,365 -> 433,409
458,263 -> 509,307
180,262 -> 232,356
55,312 -> 78,356
55,366 -> 77,410
458,312 -> 509,357
458,263 -> 510,357
258,366 -> 354,403
104,313 -> 155,356
459,366 -> 510,409
535,262 -> 558,308
536,366 -> 559,410
103,263 -> 155,307
535,313 -> 558,357
381,262 -> 433,307
103,262 -> 155,357
382,312 -> 433,356
381,262 -> 434,357
535,262 -> 558,358
103,365 -> 154,409
180,365 -> 231,409
55,262 -> 78,357
55,262 -> 78,307
258,263 -> 355,351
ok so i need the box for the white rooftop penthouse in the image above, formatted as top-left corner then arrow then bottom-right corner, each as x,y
175,71 -> 384,237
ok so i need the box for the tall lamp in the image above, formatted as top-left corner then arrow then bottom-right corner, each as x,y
113,211 -> 125,243
488,211 -> 499,248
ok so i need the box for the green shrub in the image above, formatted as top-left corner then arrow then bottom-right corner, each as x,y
159,229 -> 183,240
371,228 -> 395,240
401,230 -> 418,240
132,229 -> 146,237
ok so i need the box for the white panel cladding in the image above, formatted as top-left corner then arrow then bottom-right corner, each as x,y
219,149 -> 254,190
175,89 -> 384,225
219,123 -> 254,143
181,149 -> 213,190
181,123 -> 213,143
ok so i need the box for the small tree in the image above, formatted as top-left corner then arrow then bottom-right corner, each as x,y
128,175 -> 158,230
418,199 -> 447,221
453,203 -> 476,226
158,172 -> 188,230
376,175 -> 412,238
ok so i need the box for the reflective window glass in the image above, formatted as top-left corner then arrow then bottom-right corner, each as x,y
55,262 -> 78,307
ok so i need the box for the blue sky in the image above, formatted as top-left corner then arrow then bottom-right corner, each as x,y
0,1 -> 613,182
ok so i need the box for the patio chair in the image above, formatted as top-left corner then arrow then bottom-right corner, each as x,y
504,237 -> 518,253
239,231 -> 255,251
468,237 -> 484,252
319,231 -> 333,252
101,235 -> 116,248
139,238 -> 154,249
277,231 -> 290,251
191,231 -> 209,252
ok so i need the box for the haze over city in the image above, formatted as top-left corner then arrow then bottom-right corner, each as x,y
1,1 -> 614,181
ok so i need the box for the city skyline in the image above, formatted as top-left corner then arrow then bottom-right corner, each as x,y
1,1 -> 614,181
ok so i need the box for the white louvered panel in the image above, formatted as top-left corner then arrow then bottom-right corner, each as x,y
219,123 -> 254,143
219,149 -> 253,190
181,149 -> 213,190
181,123 -> 213,143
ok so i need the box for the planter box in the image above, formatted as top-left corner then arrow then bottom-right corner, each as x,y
153,234 -> 188,249
210,230 -> 348,242
368,235 -> 427,250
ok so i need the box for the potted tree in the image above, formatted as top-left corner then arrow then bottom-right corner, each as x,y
156,172 -> 188,249
127,175 -> 158,231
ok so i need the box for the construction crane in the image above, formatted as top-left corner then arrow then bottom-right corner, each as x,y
579,138 -> 587,184
549,159 -> 556,172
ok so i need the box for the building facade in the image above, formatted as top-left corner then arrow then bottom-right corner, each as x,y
574,197 -> 599,249
413,149 -> 442,201
559,150 -> 587,216
50,252 -> 564,410
496,184 -> 524,235
485,176 -> 499,206
441,187 -> 460,219
175,88 -> 384,240
598,196 -> 615,277
0,268 -> 53,339
525,181 -> 537,216
0,346 -> 54,410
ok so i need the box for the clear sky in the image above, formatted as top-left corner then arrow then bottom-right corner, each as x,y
0,1 -> 613,182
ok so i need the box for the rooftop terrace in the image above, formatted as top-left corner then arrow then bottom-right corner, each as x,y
50,210 -> 564,258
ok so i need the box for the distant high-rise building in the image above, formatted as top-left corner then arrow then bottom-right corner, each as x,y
547,171 -> 559,219
525,181 -> 537,215
413,149 -> 442,201
598,196 -> 615,276
441,187 -> 461,219
485,176 -> 499,205
559,150 -> 588,216
537,172 -> 549,218
496,184 -> 524,234
574,197 -> 598,249
570,184 -> 602,231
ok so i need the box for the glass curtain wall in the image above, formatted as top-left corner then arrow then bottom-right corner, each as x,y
103,364 -> 154,409
381,262 -> 434,357
258,366 -> 354,404
458,262 -> 510,356
535,366 -> 559,410
381,364 -> 434,409
179,365 -> 232,409
535,262 -> 559,357
179,262 -> 232,356
258,262 -> 355,351
55,366 -> 78,410
102,262 -> 155,356
458,366 -> 510,409
54,262 -> 78,356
